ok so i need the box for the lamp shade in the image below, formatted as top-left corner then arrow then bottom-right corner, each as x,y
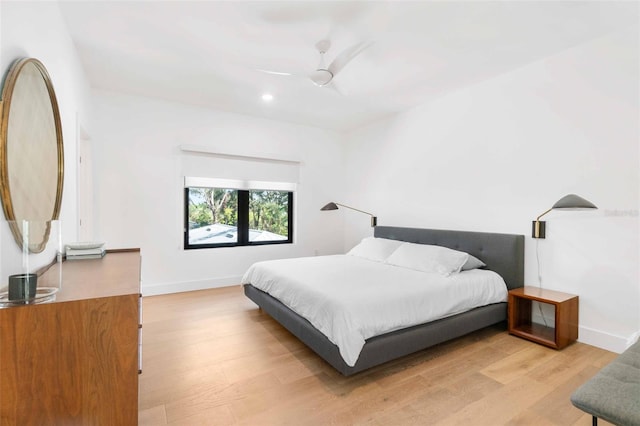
551,194 -> 598,210
320,202 -> 338,211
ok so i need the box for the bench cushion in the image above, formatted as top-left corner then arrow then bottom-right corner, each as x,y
571,339 -> 640,425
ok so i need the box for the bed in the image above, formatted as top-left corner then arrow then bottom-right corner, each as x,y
243,226 -> 524,376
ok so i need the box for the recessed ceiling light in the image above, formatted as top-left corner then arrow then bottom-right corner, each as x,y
262,93 -> 274,102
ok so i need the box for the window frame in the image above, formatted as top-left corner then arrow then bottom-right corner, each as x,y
183,186 -> 294,250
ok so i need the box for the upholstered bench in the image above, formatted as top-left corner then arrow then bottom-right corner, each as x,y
571,339 -> 640,426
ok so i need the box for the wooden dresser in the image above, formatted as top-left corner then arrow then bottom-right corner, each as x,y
0,249 -> 141,425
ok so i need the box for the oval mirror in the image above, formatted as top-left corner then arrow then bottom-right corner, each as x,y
0,58 -> 64,253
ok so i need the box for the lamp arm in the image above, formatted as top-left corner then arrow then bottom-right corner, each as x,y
536,208 -> 553,221
334,203 -> 375,217
334,202 -> 377,227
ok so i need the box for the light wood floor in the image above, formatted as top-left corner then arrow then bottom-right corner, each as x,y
139,286 -> 615,426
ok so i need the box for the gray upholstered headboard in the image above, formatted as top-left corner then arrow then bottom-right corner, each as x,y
374,226 -> 524,290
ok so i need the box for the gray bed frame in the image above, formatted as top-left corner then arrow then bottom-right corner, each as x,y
244,226 -> 525,376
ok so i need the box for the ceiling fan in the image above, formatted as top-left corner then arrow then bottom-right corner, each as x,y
259,39 -> 372,89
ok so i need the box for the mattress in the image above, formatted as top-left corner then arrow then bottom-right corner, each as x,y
241,255 -> 508,366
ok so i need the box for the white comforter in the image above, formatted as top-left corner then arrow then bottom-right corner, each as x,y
241,255 -> 507,367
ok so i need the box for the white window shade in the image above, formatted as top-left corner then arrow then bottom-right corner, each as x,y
184,176 -> 296,192
180,145 -> 300,187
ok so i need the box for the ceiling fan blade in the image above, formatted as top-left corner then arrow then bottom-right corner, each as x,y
256,69 -> 295,76
327,41 -> 373,77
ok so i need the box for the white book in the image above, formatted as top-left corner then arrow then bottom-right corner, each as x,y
66,247 -> 106,256
65,242 -> 105,250
67,251 -> 106,260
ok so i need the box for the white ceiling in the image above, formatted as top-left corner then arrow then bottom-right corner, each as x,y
58,1 -> 638,132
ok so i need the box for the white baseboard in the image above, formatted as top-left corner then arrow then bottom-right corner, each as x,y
142,276 -> 242,296
626,330 -> 640,347
578,325 -> 639,354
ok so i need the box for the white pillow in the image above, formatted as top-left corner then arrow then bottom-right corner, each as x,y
385,242 -> 469,276
346,237 -> 403,263
461,254 -> 486,271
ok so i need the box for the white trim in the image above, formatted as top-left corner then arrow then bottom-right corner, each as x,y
142,276 -> 242,296
626,330 -> 640,347
184,176 -> 297,191
578,325 -> 638,354
180,144 -> 301,165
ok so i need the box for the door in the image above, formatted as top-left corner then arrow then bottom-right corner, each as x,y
77,123 -> 93,241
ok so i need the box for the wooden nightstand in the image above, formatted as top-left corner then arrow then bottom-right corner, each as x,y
508,286 -> 579,349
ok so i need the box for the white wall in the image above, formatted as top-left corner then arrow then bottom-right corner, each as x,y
0,2 -> 91,279
344,26 -> 640,353
90,90 -> 345,295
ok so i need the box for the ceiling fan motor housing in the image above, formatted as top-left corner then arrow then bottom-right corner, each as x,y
310,69 -> 333,86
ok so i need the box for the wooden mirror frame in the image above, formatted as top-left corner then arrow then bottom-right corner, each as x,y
0,58 -> 64,253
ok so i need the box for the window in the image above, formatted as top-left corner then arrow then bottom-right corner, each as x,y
184,183 -> 293,249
